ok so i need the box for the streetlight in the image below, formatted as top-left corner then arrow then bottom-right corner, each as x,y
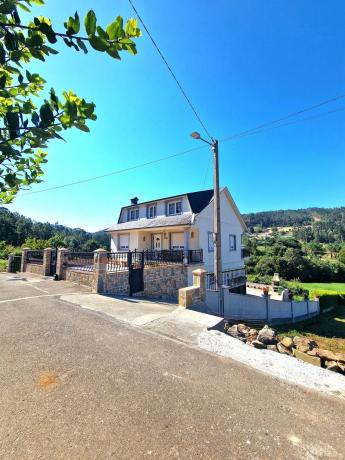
190,132 -> 223,316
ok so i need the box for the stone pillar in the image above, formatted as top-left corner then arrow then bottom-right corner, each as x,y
21,248 -> 30,272
93,248 -> 108,294
56,248 -> 69,280
43,248 -> 53,276
192,268 -> 207,302
7,254 -> 14,273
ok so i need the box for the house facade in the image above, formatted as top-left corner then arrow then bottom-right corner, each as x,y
106,187 -> 247,290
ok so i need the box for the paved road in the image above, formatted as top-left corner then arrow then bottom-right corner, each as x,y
1,274 -> 345,459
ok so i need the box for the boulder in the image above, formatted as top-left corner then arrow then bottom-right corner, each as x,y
267,344 -> 278,352
257,325 -> 278,345
252,340 -> 267,349
325,361 -> 343,373
307,348 -> 339,362
335,353 -> 345,364
277,342 -> 293,356
293,337 -> 317,353
226,324 -> 245,339
246,329 -> 258,343
280,337 -> 293,349
238,323 -> 251,335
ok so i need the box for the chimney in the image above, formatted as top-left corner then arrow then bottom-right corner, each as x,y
130,196 -> 139,205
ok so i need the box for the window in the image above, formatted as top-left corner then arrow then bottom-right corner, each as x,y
148,205 -> 156,218
168,201 -> 182,215
171,232 -> 184,250
119,234 -> 129,250
229,234 -> 237,251
208,231 -> 214,252
129,208 -> 139,221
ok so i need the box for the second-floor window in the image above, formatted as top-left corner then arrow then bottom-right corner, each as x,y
229,234 -> 237,251
129,208 -> 139,221
148,205 -> 156,218
168,201 -> 182,215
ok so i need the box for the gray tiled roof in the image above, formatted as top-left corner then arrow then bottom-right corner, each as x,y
106,213 -> 193,232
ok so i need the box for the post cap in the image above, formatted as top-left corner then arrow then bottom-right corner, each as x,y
94,248 -> 107,253
192,268 -> 207,275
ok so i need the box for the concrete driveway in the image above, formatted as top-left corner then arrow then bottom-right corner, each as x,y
1,273 -> 345,459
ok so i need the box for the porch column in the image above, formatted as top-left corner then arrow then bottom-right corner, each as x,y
183,229 -> 190,265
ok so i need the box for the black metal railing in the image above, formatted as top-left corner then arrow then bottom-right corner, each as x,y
144,250 -> 184,266
64,252 -> 94,272
206,268 -> 246,291
26,250 -> 44,265
187,249 -> 203,264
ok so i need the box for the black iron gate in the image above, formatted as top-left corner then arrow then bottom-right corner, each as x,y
128,251 -> 144,295
9,255 -> 22,273
49,248 -> 58,276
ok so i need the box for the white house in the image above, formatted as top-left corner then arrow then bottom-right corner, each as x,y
106,187 -> 247,291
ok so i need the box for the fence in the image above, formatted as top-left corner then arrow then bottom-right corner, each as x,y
26,250 -> 44,265
206,268 -> 246,291
205,290 -> 320,325
63,252 -> 94,272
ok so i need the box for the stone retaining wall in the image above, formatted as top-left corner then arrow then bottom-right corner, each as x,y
142,265 -> 188,299
65,269 -> 94,289
25,263 -> 43,275
104,271 -> 129,296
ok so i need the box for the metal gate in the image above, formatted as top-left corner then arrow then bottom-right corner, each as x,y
128,251 -> 144,295
49,248 -> 58,276
9,255 -> 22,273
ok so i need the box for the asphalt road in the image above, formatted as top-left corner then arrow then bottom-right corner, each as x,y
0,274 -> 344,459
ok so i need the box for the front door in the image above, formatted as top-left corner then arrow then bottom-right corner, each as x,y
153,234 -> 162,250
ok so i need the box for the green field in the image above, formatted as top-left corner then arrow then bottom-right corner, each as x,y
287,282 -> 345,294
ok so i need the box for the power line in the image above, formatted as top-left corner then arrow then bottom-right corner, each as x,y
127,0 -> 213,141
18,97 -> 345,198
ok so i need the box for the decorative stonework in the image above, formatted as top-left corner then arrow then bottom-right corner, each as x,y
65,269 -> 94,288
179,268 -> 207,308
25,263 -> 44,275
142,265 -> 188,299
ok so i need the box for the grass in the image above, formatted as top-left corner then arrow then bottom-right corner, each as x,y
276,304 -> 345,354
287,282 -> 345,294
0,259 -> 7,272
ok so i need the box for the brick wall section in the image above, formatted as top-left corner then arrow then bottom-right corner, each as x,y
25,263 -> 44,276
65,269 -> 94,289
142,265 -> 188,299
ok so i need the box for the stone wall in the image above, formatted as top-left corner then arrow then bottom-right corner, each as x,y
104,271 -> 129,296
142,265 -> 188,299
25,263 -> 43,275
65,269 -> 94,289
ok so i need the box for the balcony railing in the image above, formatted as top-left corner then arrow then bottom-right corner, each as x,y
206,268 -> 246,291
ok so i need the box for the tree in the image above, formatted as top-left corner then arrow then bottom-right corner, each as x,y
0,0 -> 141,202
338,246 -> 345,265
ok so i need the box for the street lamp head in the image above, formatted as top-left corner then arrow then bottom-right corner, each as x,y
190,131 -> 201,140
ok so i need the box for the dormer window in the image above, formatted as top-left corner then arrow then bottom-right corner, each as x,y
128,208 -> 139,221
148,205 -> 156,218
168,201 -> 182,215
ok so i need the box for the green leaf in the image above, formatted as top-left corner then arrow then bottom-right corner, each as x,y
88,35 -> 108,52
39,103 -> 54,126
0,75 -> 6,88
0,43 -> 6,64
106,47 -> 120,60
76,38 -> 88,54
74,122 -> 90,132
106,16 -> 123,40
85,10 -> 97,36
0,1 -> 16,14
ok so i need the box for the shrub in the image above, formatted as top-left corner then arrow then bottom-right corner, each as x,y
0,259 -> 7,272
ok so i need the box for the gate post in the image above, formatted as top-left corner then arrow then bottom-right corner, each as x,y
21,248 -> 30,272
93,248 -> 108,294
7,254 -> 14,273
56,248 -> 68,280
43,248 -> 53,276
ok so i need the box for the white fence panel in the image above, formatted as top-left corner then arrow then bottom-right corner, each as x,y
205,290 -> 219,314
268,299 -> 292,320
224,291 -> 267,320
309,300 -> 319,314
292,301 -> 307,318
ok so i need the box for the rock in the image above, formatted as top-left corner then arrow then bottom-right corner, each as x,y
257,325 -> 278,345
238,323 -> 250,335
267,344 -> 278,352
335,353 -> 345,364
246,329 -> 258,343
280,337 -> 293,349
326,361 -> 343,373
252,340 -> 267,349
307,348 -> 339,362
277,342 -> 293,356
226,324 -> 242,338
293,337 -> 317,353
293,349 -> 321,367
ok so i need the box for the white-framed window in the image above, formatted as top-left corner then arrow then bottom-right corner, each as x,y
148,205 -> 156,218
171,232 -> 184,250
129,208 -> 139,221
119,234 -> 129,250
168,201 -> 182,215
229,234 -> 237,251
208,231 -> 214,252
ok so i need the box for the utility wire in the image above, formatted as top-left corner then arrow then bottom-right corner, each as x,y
19,97 -> 345,198
127,0 -> 213,141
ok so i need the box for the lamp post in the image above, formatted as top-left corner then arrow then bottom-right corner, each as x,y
190,132 -> 223,316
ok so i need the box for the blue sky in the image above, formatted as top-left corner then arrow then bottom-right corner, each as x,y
7,0 -> 345,231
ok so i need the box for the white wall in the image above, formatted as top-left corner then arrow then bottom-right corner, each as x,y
194,189 -> 245,272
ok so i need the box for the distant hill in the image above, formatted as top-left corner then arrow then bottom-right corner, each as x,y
242,207 -> 345,244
